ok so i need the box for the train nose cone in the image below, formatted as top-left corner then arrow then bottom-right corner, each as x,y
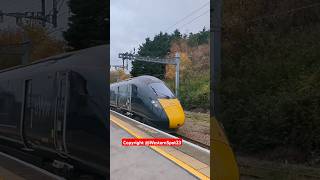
158,99 -> 185,129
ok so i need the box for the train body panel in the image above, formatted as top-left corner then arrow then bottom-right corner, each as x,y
110,75 -> 185,130
0,45 -> 108,176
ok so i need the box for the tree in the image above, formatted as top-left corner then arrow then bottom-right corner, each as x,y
63,0 -> 109,50
131,32 -> 173,79
24,25 -> 65,61
0,25 -> 65,70
220,0 -> 320,162
110,69 -> 130,83
172,29 -> 182,40
187,27 -> 209,47
165,35 -> 210,111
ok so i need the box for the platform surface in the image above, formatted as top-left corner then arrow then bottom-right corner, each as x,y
0,166 -> 24,180
0,152 -> 62,180
110,121 -> 198,180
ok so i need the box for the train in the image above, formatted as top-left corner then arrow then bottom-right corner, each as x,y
0,45 -> 108,179
110,75 -> 185,130
110,76 -> 241,179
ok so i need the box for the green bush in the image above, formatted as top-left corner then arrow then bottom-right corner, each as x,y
165,71 -> 210,111
221,2 -> 320,163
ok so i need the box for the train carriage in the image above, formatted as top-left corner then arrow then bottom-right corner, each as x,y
0,45 -> 108,178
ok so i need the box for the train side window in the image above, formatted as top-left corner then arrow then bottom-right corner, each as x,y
132,85 -> 138,96
110,87 -> 116,101
119,85 -> 127,95
0,97 -> 4,109
0,97 -> 5,120
0,82 -> 12,123
70,72 -> 87,96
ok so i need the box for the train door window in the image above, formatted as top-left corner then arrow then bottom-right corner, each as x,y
24,80 -> 33,128
111,86 -> 117,106
130,85 -> 138,110
22,79 -> 33,148
55,72 -> 69,153
119,85 -> 125,108
127,84 -> 132,111
116,86 -> 119,106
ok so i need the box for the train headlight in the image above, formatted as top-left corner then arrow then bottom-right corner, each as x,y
151,100 -> 161,108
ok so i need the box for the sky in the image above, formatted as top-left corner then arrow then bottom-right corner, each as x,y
110,0 -> 210,71
0,0 -> 210,69
0,0 -> 70,39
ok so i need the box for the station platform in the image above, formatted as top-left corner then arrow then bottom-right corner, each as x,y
0,152 -> 63,180
110,111 -> 210,180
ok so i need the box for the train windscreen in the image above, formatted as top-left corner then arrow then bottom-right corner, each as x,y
149,82 -> 175,99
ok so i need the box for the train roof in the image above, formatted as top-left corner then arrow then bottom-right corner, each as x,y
111,75 -> 163,86
0,44 -> 109,75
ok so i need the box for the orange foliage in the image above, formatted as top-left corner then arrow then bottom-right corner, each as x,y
0,25 -> 65,69
165,52 -> 192,80
23,25 -> 65,62
110,69 -> 130,83
165,39 -> 209,80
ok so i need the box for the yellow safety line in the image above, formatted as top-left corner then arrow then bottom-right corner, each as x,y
111,118 -> 210,180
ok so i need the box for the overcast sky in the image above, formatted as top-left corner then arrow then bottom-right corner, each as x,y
0,0 -> 69,39
111,0 -> 210,70
0,0 -> 209,68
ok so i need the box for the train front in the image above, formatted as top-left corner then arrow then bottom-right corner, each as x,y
148,81 -> 185,129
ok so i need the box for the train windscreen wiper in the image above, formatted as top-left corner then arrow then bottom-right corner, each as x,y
155,91 -> 171,99
150,87 -> 159,96
161,93 -> 171,99
150,87 -> 171,99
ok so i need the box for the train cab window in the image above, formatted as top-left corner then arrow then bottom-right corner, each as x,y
149,83 -> 175,99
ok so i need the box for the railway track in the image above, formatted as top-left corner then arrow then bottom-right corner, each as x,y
172,133 -> 210,150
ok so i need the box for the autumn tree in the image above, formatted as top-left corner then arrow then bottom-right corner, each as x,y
165,30 -> 210,110
24,25 -> 65,61
0,25 -> 65,70
110,69 -> 130,83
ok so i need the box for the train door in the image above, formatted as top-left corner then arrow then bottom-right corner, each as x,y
21,79 -> 33,150
131,84 -> 141,114
127,84 -> 132,111
54,71 -> 69,154
116,86 -> 119,107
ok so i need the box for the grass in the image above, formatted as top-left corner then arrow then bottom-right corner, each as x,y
238,156 -> 320,180
184,111 -> 210,123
